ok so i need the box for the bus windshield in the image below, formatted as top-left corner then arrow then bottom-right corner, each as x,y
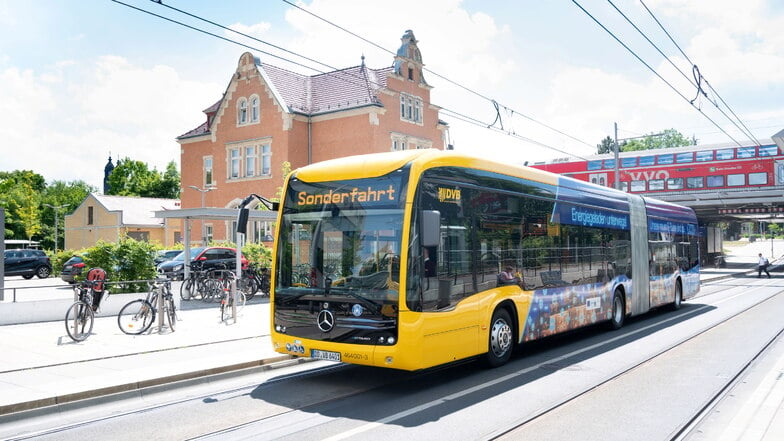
276,171 -> 408,304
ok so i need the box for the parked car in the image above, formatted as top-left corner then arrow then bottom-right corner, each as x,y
153,249 -> 181,266
3,249 -> 52,279
61,255 -> 86,283
157,247 -> 248,280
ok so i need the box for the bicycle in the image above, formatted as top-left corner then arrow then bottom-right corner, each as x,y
180,261 -> 207,301
117,278 -> 177,335
64,268 -> 108,342
216,270 -> 245,322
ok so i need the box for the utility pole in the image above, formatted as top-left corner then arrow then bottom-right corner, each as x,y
43,203 -> 69,252
614,122 -> 620,190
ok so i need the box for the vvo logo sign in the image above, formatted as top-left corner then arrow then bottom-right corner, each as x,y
626,170 -> 670,180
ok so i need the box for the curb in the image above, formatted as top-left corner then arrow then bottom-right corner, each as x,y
0,354 -> 307,419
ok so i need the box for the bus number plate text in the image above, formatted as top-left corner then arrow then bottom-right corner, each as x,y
311,349 -> 341,362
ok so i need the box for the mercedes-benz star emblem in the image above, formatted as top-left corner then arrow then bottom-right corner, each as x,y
317,309 -> 335,333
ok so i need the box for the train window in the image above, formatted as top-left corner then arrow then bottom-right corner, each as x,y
736,147 -> 755,158
707,175 -> 725,187
621,157 -> 637,168
630,180 -> 646,192
657,154 -> 674,165
716,148 -> 734,160
603,159 -> 616,169
620,181 -> 629,192
667,178 -> 684,189
695,151 -> 713,161
727,174 -> 745,186
687,177 -> 704,188
639,156 -> 655,166
749,172 -> 767,185
759,145 -> 778,156
588,160 -> 603,171
649,179 -> 665,190
675,152 -> 693,163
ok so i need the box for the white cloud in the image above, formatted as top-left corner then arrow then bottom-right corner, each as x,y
0,57 -> 221,190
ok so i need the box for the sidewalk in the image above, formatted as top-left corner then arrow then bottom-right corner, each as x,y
0,299 -> 299,418
0,241 -> 779,435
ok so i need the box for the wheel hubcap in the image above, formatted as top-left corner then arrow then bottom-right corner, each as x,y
491,318 -> 513,357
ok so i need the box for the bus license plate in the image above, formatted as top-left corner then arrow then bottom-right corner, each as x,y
311,349 -> 341,362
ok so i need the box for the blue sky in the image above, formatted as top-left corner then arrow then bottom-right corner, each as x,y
1,0 -> 782,190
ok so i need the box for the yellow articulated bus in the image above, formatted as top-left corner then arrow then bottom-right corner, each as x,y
270,150 -> 700,371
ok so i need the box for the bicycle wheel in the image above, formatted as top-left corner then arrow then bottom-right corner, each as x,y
118,299 -> 155,335
65,301 -> 94,342
180,278 -> 194,300
165,298 -> 177,331
240,277 -> 258,301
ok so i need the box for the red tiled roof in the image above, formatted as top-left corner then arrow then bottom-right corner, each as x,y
178,59 -> 394,140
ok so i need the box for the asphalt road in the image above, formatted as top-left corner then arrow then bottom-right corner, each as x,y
10,274 -> 783,441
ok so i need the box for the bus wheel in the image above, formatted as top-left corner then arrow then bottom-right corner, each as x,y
670,281 -> 683,311
609,289 -> 625,330
485,308 -> 514,367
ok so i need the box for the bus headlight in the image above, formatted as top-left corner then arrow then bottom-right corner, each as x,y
387,336 -> 396,345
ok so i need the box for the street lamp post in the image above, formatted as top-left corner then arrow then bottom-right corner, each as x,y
189,185 -> 215,246
43,203 -> 69,252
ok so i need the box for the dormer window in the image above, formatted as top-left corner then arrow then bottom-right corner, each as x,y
408,67 -> 413,81
238,98 -> 248,125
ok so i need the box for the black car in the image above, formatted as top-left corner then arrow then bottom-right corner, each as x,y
153,249 -> 181,266
61,255 -> 86,283
3,249 -> 52,279
156,247 -> 247,280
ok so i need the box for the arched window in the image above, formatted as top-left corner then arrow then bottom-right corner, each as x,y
238,98 -> 248,125
250,96 -> 259,123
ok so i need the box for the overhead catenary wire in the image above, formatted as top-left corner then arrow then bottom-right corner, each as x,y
571,0 -> 747,149
638,0 -> 762,147
280,0 -> 597,151
605,0 -> 760,146
110,0 -> 590,160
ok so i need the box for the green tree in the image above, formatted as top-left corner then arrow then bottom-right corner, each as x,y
602,128 -> 696,153
0,170 -> 46,240
40,180 -> 95,250
107,157 -> 180,199
596,136 -> 615,154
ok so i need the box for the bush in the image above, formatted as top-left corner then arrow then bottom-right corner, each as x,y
748,234 -> 758,243
72,238 -> 157,293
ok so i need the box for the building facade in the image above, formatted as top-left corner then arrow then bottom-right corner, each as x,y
176,30 -> 448,243
64,194 -> 181,250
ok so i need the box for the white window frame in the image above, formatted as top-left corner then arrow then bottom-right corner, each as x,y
250,95 -> 260,123
399,92 -> 423,125
229,148 -> 241,178
245,146 -> 256,177
237,98 -> 248,125
261,144 -> 272,176
203,156 -> 214,187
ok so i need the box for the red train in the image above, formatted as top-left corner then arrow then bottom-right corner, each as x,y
531,140 -> 784,194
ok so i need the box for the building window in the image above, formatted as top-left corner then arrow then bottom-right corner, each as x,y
237,98 -> 248,125
261,144 -> 271,176
204,156 -> 213,186
250,96 -> 259,123
392,138 -> 404,151
245,146 -> 256,177
400,93 -> 423,124
205,225 -> 213,243
87,206 -> 94,225
230,148 -> 240,178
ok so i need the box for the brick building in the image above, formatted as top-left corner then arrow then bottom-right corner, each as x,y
176,30 -> 448,244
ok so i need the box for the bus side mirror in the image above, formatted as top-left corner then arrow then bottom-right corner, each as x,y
421,210 -> 440,247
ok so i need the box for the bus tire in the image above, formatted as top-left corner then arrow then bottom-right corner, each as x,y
609,289 -> 625,330
670,280 -> 683,311
484,308 -> 514,367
